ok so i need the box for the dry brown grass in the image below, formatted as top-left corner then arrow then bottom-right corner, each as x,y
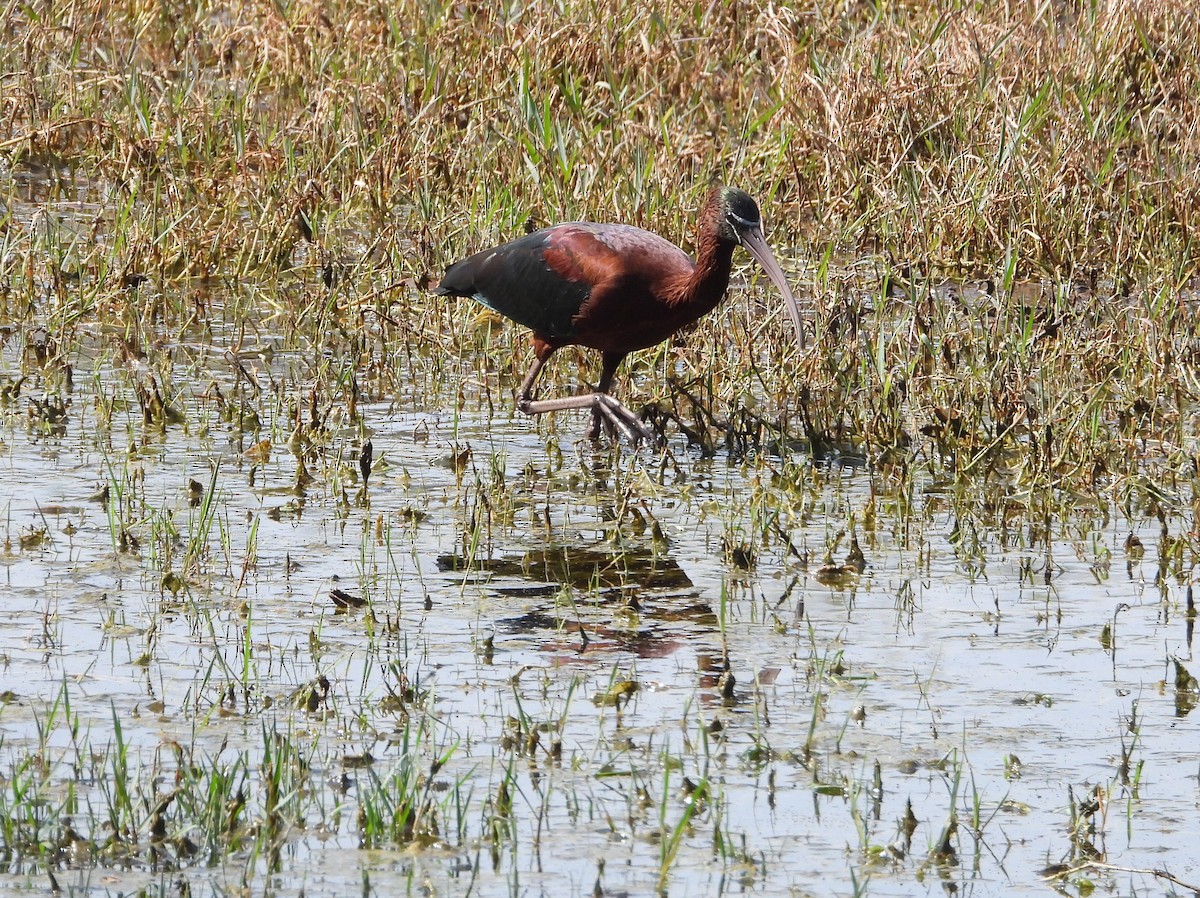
3,0 -> 1200,494
5,0 -> 1197,272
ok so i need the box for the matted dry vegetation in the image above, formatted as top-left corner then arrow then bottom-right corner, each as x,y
3,0 -> 1200,489
5,1 -> 1198,266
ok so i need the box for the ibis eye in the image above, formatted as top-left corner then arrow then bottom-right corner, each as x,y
726,211 -> 757,231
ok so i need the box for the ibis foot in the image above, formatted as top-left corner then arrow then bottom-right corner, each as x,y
583,395 -> 656,444
519,392 -> 656,444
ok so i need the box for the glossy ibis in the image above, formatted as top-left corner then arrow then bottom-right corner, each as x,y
435,185 -> 804,441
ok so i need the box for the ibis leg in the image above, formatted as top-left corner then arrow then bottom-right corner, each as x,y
515,350 -> 552,407
584,352 -> 625,440
514,347 -> 653,443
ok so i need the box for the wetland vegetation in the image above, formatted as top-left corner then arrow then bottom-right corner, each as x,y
2,0 -> 1199,895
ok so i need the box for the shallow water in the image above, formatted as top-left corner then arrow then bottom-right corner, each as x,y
1,176 -> 1198,898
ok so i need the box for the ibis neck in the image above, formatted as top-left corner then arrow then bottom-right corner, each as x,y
671,192 -> 737,311
680,237 -> 736,311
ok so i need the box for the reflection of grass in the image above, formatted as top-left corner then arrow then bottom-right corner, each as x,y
656,768 -> 708,893
183,461 -> 222,579
357,713 -> 459,850
0,683 -> 297,871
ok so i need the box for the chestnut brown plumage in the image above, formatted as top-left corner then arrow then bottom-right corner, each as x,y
435,186 -> 803,441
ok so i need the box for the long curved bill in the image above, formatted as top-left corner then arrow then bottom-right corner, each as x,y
739,226 -> 806,350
